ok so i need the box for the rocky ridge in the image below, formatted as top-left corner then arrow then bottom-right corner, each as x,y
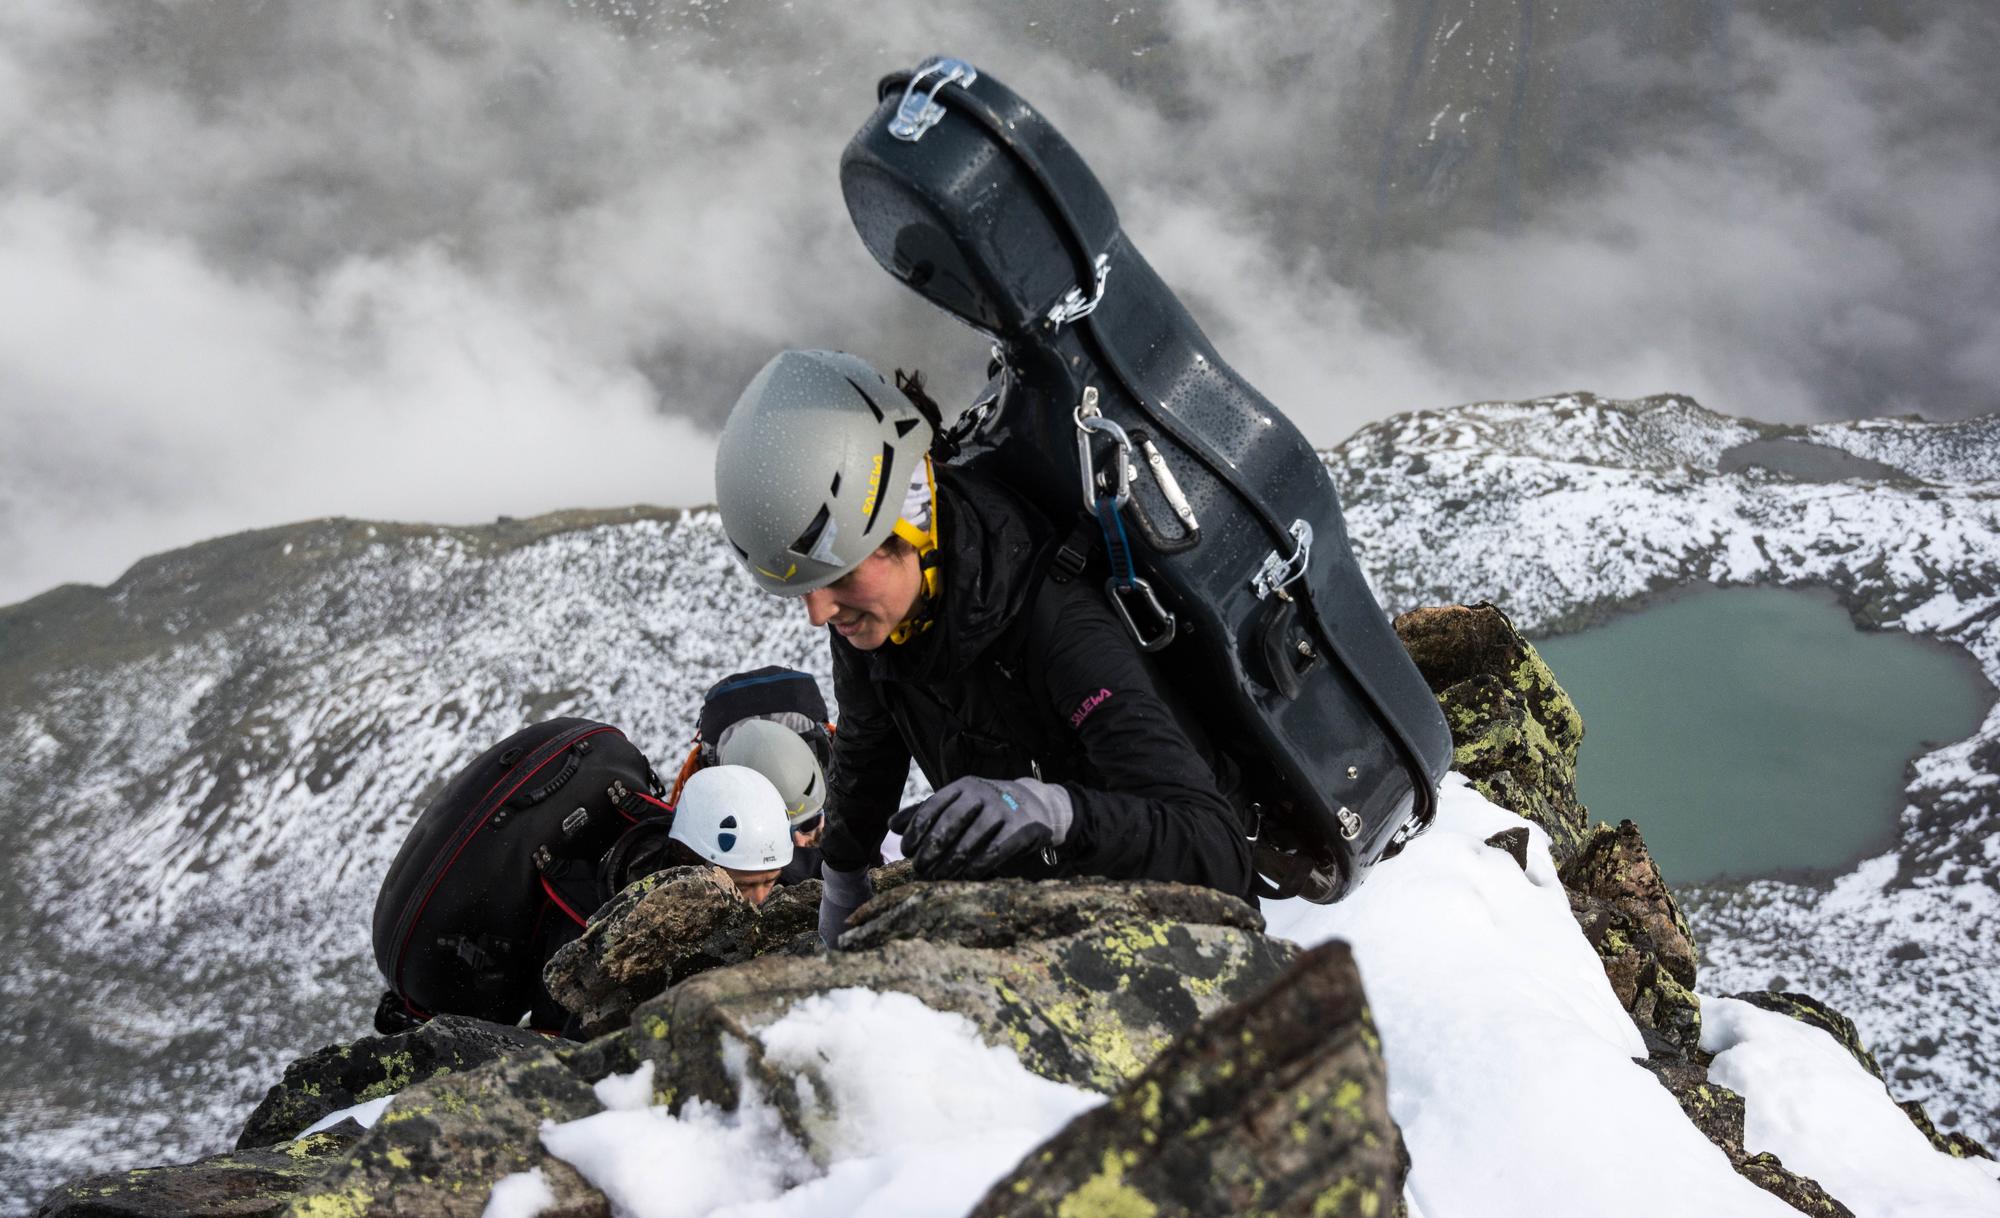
2,394 -> 1995,1209
36,604 -> 1986,1217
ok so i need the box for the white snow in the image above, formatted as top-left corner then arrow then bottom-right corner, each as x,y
297,1093 -> 395,1138
592,1060 -> 656,1112
539,989 -> 1101,1218
1703,997 -> 2000,1218
1266,777 -> 1797,1218
482,1168 -> 556,1218
524,778 -> 1996,1217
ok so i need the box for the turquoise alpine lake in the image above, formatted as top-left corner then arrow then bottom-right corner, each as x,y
1529,585 -> 1992,885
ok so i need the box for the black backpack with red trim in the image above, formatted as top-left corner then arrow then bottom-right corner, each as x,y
370,718 -> 673,1031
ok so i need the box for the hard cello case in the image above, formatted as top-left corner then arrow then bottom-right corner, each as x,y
840,57 -> 1453,901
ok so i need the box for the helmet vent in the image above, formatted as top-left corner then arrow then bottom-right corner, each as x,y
829,471 -> 843,497
846,376 -> 886,423
790,504 -> 833,557
865,442 -> 895,531
894,418 -> 920,438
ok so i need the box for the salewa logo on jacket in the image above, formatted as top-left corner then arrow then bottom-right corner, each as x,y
1070,687 -> 1114,728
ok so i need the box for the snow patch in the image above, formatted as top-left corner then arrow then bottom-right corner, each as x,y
1702,996 -> 2000,1217
482,1168 -> 556,1218
1266,776 -> 1797,1217
298,1093 -> 395,1138
540,988 -> 1102,1218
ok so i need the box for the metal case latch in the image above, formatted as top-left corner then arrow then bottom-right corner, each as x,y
1252,519 -> 1314,600
889,57 -> 979,142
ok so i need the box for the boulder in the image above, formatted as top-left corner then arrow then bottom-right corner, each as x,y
628,878 -> 1297,1131
1484,827 -> 1531,871
1394,602 -> 1589,863
968,939 -> 1407,1218
235,1016 -> 550,1148
281,1050 -> 607,1218
541,864 -> 823,1038
36,1129 -> 360,1218
1561,820 -> 1703,1057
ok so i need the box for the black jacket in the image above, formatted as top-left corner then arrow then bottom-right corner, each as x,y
819,467 -> 1254,897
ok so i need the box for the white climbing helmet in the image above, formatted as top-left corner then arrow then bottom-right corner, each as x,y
716,717 -> 827,827
669,765 -> 795,871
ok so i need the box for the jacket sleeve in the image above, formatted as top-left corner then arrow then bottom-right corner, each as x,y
820,640 -> 913,873
1031,588 -> 1255,897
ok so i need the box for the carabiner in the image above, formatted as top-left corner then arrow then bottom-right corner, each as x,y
1106,577 -> 1177,652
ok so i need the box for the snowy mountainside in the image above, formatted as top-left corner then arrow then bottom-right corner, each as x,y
0,508 -> 825,1209
1330,391 -> 2000,1144
1,393 -> 1996,1211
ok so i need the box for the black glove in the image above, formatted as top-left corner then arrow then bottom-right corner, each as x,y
818,861 -> 874,948
888,776 -> 1075,880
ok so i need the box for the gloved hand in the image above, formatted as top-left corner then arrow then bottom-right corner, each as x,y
888,776 -> 1074,880
818,861 -> 874,948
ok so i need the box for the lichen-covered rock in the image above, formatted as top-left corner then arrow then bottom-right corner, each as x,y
1562,820 -> 1703,1056
36,1129 -> 359,1218
283,1050 -> 607,1218
1394,602 -> 1589,862
235,1016 -> 550,1148
551,1025 -> 645,1086
629,879 -> 1297,1126
839,875 -> 1264,952
968,939 -> 1406,1218
1641,1052 -> 1854,1217
541,864 -> 821,1038
1735,1153 -> 1855,1217
1897,1099 -> 1995,1161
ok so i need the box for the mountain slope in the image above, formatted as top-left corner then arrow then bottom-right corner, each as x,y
1333,392 -> 2000,1140
1,395 -> 1995,1211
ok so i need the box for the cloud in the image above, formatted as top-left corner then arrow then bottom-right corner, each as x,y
0,1 -> 1994,603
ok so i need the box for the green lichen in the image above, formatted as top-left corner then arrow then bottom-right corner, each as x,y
357,1048 -> 417,1101
1097,921 -> 1172,971
288,1185 -> 374,1218
281,1133 -> 345,1161
1311,1177 -> 1381,1217
1332,1078 -> 1367,1126
1183,972 -> 1223,999
379,1103 -> 434,1126
1038,996 -> 1149,1085
642,1013 -> 669,1040
383,1147 -> 413,1170
1136,1081 -> 1162,1126
1357,1010 -> 1382,1057
1056,1149 -> 1155,1218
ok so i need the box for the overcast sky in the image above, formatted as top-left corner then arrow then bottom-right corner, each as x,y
1,0 -> 1994,604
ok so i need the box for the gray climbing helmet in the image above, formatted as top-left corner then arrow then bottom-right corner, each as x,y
715,350 -> 935,596
716,717 -> 827,827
